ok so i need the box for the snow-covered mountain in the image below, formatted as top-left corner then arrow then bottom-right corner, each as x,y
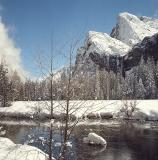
75,12 -> 158,74
111,12 -> 158,46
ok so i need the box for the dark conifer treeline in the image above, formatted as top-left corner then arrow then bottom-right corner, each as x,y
0,57 -> 158,107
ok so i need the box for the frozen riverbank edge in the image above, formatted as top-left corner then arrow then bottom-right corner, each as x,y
0,100 -> 158,121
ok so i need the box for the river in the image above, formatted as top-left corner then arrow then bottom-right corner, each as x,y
0,121 -> 158,160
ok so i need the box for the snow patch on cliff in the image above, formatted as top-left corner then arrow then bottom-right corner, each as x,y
83,31 -> 131,56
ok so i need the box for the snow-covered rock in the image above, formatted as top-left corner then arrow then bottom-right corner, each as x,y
111,12 -> 158,46
0,130 -> 6,136
83,133 -> 107,146
0,126 -> 6,136
54,141 -> 72,148
0,137 -> 56,160
65,141 -> 72,148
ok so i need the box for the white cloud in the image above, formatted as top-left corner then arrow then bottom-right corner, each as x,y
0,17 -> 27,80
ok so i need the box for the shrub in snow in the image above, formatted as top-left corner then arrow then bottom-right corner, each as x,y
100,112 -> 113,119
133,111 -> 148,121
120,100 -> 139,119
83,132 -> 107,146
57,113 -> 76,121
86,113 -> 100,119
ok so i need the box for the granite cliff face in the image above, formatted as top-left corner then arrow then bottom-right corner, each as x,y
75,31 -> 130,73
124,33 -> 158,70
75,12 -> 158,74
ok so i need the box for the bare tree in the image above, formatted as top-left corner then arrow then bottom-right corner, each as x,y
120,100 -> 138,119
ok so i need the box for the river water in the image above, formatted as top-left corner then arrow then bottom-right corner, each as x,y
1,121 -> 158,160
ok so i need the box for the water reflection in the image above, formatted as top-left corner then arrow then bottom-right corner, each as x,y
0,121 -> 158,160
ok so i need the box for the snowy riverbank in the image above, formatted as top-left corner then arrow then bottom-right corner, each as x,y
0,137 -> 55,160
0,100 -> 158,121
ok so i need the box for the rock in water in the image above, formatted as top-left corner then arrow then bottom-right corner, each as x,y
83,132 -> 107,146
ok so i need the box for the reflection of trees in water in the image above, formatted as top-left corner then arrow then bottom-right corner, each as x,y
120,122 -> 158,160
1,124 -> 46,144
74,123 -> 158,160
2,124 -> 21,141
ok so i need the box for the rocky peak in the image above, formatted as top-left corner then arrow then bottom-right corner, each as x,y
84,31 -> 131,56
111,12 -> 158,46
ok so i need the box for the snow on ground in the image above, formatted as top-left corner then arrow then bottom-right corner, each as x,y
0,100 -> 119,118
0,100 -> 158,120
0,137 -> 55,160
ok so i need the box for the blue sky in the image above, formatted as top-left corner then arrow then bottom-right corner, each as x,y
0,0 -> 158,77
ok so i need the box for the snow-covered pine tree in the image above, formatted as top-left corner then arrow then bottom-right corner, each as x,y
116,72 -> 124,99
144,58 -> 157,99
0,63 -> 11,107
10,71 -> 22,101
135,78 -> 146,99
153,61 -> 158,98
95,66 -> 102,99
